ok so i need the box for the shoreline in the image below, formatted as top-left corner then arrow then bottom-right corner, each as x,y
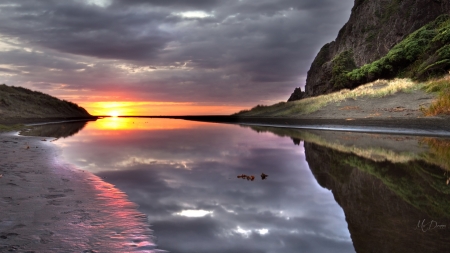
0,116 -> 99,126
4,115 -> 449,137
0,131 -> 157,252
118,115 -> 450,137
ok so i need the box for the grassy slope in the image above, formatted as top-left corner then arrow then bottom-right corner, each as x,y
237,75 -> 449,117
0,84 -> 91,127
237,14 -> 450,117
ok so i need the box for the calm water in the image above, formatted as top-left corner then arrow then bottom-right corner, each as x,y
24,118 -> 450,253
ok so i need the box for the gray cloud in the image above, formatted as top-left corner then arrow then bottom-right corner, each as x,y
0,0 -> 353,105
0,2 -> 173,60
0,67 -> 21,74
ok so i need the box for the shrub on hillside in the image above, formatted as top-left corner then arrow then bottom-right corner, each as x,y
340,14 -> 450,88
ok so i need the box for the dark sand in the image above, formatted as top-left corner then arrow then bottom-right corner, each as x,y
0,132 -> 158,253
303,90 -> 435,119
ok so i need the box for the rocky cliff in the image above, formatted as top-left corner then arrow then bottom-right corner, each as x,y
288,0 -> 450,101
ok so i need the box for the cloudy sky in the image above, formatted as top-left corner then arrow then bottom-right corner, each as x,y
0,0 -> 353,115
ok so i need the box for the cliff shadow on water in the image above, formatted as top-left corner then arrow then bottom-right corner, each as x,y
20,121 -> 92,138
244,125 -> 450,253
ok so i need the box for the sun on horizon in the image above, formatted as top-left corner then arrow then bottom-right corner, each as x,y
78,100 -> 249,117
109,111 -> 120,117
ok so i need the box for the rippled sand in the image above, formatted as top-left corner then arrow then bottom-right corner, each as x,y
0,132 -> 162,252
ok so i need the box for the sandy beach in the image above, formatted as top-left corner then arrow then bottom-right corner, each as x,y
0,132 -> 157,253
295,89 -> 437,119
154,89 -> 450,136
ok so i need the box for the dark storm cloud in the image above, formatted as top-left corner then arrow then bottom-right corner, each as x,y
0,49 -> 87,71
0,1 -> 173,60
0,0 -> 354,103
112,0 -> 222,9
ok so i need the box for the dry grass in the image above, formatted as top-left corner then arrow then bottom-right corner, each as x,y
421,75 -> 450,116
237,78 -> 424,117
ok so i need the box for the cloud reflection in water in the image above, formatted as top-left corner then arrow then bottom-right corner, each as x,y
55,118 -> 354,253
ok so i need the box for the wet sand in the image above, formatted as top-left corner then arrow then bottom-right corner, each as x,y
136,115 -> 450,137
0,132 -> 159,252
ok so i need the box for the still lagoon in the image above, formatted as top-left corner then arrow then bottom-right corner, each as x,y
24,117 -> 450,252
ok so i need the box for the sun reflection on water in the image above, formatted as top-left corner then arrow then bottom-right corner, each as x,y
92,117 -> 209,131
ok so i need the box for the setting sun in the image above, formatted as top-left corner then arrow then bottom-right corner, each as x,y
110,111 -> 120,117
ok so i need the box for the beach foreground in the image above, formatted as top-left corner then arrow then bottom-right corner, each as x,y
0,132 -> 157,252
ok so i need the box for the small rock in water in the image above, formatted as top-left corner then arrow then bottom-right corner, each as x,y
237,174 -> 256,181
261,173 -> 268,180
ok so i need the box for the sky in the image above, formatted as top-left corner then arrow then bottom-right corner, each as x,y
0,0 -> 353,115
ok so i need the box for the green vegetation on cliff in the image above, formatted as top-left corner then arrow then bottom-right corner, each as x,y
331,51 -> 357,89
346,14 -> 450,85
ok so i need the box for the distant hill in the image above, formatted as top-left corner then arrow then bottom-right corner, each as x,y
0,84 -> 91,120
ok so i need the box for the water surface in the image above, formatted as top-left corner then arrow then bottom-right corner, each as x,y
26,117 -> 450,252
53,118 -> 354,253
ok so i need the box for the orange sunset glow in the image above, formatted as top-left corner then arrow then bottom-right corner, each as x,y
80,101 -> 248,116
90,117 -> 211,131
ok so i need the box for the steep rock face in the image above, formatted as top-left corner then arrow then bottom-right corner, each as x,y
288,0 -> 450,101
286,87 -> 304,102
304,141 -> 450,253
